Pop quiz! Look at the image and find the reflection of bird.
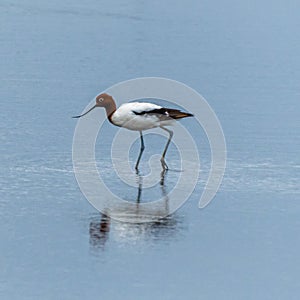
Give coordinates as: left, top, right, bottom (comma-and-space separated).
89, 213, 111, 249
89, 171, 170, 250
73, 93, 193, 170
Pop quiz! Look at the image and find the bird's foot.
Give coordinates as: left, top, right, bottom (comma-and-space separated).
160, 158, 169, 171
135, 163, 140, 173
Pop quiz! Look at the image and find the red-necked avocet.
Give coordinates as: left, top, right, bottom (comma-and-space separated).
73, 93, 193, 170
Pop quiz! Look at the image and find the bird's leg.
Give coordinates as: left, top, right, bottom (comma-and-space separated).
160, 126, 173, 170
135, 131, 145, 171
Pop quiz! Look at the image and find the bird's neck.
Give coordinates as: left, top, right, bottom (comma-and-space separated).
105, 101, 117, 123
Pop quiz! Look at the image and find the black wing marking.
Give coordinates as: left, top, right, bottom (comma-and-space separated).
133, 108, 168, 116
133, 108, 193, 120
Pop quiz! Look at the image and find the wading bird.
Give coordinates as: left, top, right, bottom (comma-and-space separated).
73, 93, 193, 170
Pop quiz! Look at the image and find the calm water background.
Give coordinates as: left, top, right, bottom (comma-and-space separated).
1, 0, 300, 299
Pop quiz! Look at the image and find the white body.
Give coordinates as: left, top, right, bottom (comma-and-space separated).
111, 102, 175, 131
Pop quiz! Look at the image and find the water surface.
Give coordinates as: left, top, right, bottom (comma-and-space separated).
1, 0, 300, 299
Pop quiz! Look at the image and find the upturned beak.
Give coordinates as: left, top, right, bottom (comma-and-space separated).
72, 104, 97, 118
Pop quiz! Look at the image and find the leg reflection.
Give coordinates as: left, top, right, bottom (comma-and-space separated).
160, 169, 169, 212
136, 171, 143, 203
135, 170, 169, 214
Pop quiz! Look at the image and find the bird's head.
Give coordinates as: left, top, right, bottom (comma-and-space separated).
95, 93, 113, 108
72, 93, 114, 118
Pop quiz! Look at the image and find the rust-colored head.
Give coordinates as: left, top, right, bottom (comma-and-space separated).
95, 93, 114, 108
72, 93, 116, 118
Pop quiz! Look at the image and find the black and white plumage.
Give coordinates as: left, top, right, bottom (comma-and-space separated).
73, 93, 193, 170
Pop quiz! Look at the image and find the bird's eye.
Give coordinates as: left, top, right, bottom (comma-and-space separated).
99, 98, 104, 102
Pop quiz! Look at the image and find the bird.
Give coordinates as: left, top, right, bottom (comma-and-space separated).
73, 93, 193, 171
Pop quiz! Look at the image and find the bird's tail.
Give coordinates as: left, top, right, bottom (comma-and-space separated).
167, 109, 194, 119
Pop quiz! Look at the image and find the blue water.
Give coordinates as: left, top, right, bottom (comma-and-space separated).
1, 0, 300, 299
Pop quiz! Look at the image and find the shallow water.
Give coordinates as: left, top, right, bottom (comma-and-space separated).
1, 0, 300, 299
